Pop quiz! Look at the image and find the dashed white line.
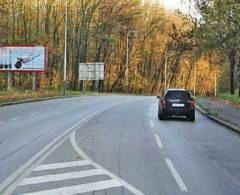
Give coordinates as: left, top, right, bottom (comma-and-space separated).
20, 169, 106, 186
151, 103, 156, 111
165, 158, 188, 192
30, 112, 39, 116
154, 134, 163, 148
148, 112, 152, 118
150, 120, 154, 128
11, 117, 22, 121
19, 179, 122, 195
34, 160, 90, 171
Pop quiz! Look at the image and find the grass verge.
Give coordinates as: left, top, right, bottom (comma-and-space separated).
0, 89, 107, 104
218, 93, 240, 105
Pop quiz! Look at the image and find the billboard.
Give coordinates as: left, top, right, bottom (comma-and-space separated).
0, 45, 48, 72
79, 62, 104, 81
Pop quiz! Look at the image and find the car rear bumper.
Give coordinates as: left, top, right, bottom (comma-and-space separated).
161, 108, 195, 116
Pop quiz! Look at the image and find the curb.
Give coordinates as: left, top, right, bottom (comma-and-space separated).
0, 95, 78, 107
196, 104, 240, 134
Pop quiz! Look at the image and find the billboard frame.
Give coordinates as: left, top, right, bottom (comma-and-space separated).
0, 44, 48, 73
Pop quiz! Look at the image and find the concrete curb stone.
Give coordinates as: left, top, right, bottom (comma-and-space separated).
196, 104, 240, 134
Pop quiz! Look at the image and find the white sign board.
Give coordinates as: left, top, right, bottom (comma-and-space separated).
79, 63, 104, 81
0, 45, 47, 72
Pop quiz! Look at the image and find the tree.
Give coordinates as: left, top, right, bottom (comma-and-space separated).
194, 0, 240, 95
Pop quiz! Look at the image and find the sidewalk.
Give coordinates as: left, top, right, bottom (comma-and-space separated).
197, 97, 240, 131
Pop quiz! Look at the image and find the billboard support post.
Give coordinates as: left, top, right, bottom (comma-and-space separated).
32, 72, 36, 91
7, 72, 11, 91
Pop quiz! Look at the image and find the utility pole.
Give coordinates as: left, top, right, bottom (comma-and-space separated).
63, 0, 68, 96
194, 64, 196, 97
164, 51, 167, 91
214, 71, 217, 97
125, 32, 129, 94
125, 31, 139, 93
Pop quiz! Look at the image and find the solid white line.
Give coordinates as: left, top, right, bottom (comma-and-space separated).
0, 100, 130, 195
20, 169, 106, 186
19, 179, 122, 195
165, 158, 188, 192
33, 160, 90, 171
70, 131, 145, 195
150, 120, 154, 128
30, 112, 39, 116
11, 117, 22, 121
154, 134, 163, 148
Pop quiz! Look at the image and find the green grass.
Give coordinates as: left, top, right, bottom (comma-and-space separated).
0, 89, 109, 104
218, 93, 240, 105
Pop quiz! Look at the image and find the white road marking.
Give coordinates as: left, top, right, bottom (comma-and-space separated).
34, 160, 90, 171
0, 100, 131, 195
151, 103, 156, 111
165, 158, 188, 192
154, 134, 163, 149
11, 117, 22, 121
148, 112, 152, 118
149, 103, 156, 119
70, 131, 145, 195
150, 120, 154, 128
19, 179, 122, 195
30, 112, 39, 116
0, 122, 3, 125
20, 169, 106, 186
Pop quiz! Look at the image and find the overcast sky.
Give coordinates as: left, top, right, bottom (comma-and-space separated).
159, 0, 186, 10
157, 0, 198, 17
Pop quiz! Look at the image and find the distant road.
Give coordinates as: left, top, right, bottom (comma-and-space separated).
0, 96, 240, 195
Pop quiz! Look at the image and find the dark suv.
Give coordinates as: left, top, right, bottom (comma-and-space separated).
158, 89, 195, 121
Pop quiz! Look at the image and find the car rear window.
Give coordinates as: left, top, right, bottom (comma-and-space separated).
166, 91, 191, 100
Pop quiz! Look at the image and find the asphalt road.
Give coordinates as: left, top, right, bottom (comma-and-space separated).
0, 96, 240, 195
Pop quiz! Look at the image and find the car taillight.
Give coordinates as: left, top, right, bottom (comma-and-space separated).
161, 99, 167, 109
188, 100, 195, 109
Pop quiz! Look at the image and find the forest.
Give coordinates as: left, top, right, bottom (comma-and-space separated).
0, 0, 238, 96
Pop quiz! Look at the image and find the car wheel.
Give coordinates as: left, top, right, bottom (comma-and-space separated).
15, 61, 22, 69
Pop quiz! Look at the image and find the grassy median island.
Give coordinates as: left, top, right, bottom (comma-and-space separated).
0, 89, 105, 104
218, 93, 240, 105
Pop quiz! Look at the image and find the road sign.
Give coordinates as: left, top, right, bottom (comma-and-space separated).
79, 62, 104, 81
0, 45, 48, 72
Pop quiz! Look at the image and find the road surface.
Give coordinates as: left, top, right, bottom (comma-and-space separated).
0, 96, 240, 195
